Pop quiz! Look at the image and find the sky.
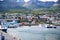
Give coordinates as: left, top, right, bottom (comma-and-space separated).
39, 0, 58, 2
24, 0, 58, 2
0, 0, 58, 2
0, 0, 4, 1
24, 0, 30, 2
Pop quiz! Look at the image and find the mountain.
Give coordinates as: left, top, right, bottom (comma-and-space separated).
0, 0, 26, 11
57, 0, 60, 4
23, 0, 55, 9
0, 0, 57, 11
53, 0, 60, 8
4, 0, 25, 6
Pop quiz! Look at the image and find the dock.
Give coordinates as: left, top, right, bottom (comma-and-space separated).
0, 30, 20, 40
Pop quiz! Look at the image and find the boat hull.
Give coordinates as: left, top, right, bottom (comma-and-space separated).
0, 29, 7, 33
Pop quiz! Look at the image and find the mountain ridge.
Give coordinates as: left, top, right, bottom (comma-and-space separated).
0, 0, 60, 11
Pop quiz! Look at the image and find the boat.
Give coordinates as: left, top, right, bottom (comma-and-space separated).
47, 24, 56, 28
0, 21, 7, 33
0, 25, 7, 33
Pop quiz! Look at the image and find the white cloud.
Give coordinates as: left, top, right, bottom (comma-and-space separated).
39, 0, 58, 2
24, 0, 58, 2
0, 0, 4, 1
24, 0, 30, 2
16, 0, 19, 2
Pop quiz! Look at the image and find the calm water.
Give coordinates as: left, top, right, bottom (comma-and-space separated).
7, 26, 60, 40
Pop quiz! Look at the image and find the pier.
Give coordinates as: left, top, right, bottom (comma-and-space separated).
0, 30, 20, 40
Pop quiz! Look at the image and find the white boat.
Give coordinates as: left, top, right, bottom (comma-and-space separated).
0, 21, 7, 32
46, 24, 56, 28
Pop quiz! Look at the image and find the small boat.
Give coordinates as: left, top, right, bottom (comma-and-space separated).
0, 21, 7, 33
0, 25, 7, 33
47, 24, 56, 28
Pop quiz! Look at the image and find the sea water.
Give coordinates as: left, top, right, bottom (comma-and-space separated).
7, 26, 60, 40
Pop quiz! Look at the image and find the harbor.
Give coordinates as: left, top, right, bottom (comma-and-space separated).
0, 14, 60, 40
0, 0, 60, 40
0, 21, 60, 40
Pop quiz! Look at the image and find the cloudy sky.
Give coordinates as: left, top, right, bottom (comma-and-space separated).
39, 0, 58, 2
0, 0, 58, 2
24, 0, 58, 2
24, 0, 30, 2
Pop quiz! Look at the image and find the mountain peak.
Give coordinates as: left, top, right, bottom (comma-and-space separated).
57, 0, 60, 4
23, 0, 55, 9
53, 0, 60, 7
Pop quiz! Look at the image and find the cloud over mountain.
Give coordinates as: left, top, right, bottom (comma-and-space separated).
0, 0, 59, 10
